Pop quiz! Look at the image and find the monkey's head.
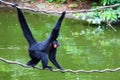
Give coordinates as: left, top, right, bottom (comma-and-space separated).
52, 40, 60, 48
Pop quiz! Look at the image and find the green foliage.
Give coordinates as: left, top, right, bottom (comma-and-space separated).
46, 0, 83, 3
101, 8, 117, 22
68, 3, 78, 8
115, 7, 120, 18
100, 0, 120, 5
30, 0, 66, 3
73, 0, 120, 29
30, 0, 34, 3
46, 0, 53, 3
74, 7, 119, 25
46, 0, 65, 3
76, 0, 84, 2
74, 12, 102, 24
101, 0, 112, 5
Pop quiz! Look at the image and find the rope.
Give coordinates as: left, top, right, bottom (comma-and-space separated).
0, 57, 120, 73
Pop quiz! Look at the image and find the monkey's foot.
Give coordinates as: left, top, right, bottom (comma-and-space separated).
43, 66, 53, 71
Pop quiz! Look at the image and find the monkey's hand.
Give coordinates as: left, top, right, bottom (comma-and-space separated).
11, 3, 18, 7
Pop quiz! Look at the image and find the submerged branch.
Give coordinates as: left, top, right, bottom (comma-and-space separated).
0, 0, 120, 14
107, 22, 117, 32
0, 57, 120, 73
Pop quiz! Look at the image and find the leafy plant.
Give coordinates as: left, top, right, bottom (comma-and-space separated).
100, 0, 120, 5
30, 0, 34, 3
100, 0, 112, 5
74, 6, 120, 32
46, 0, 65, 3
101, 9, 117, 22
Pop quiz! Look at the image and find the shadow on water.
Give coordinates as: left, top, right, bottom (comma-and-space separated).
0, 7, 120, 80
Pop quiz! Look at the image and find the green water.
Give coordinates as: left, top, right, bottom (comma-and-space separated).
0, 8, 120, 80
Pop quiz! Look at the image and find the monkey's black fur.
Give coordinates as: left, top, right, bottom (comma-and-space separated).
14, 5, 66, 70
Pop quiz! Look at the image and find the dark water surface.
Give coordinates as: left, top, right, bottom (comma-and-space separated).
0, 8, 120, 80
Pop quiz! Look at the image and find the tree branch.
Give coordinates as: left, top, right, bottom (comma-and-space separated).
0, 0, 120, 14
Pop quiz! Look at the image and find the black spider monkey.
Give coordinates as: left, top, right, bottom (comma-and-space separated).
12, 4, 66, 70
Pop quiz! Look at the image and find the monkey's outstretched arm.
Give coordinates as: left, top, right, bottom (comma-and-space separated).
16, 7, 37, 46
47, 11, 66, 43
